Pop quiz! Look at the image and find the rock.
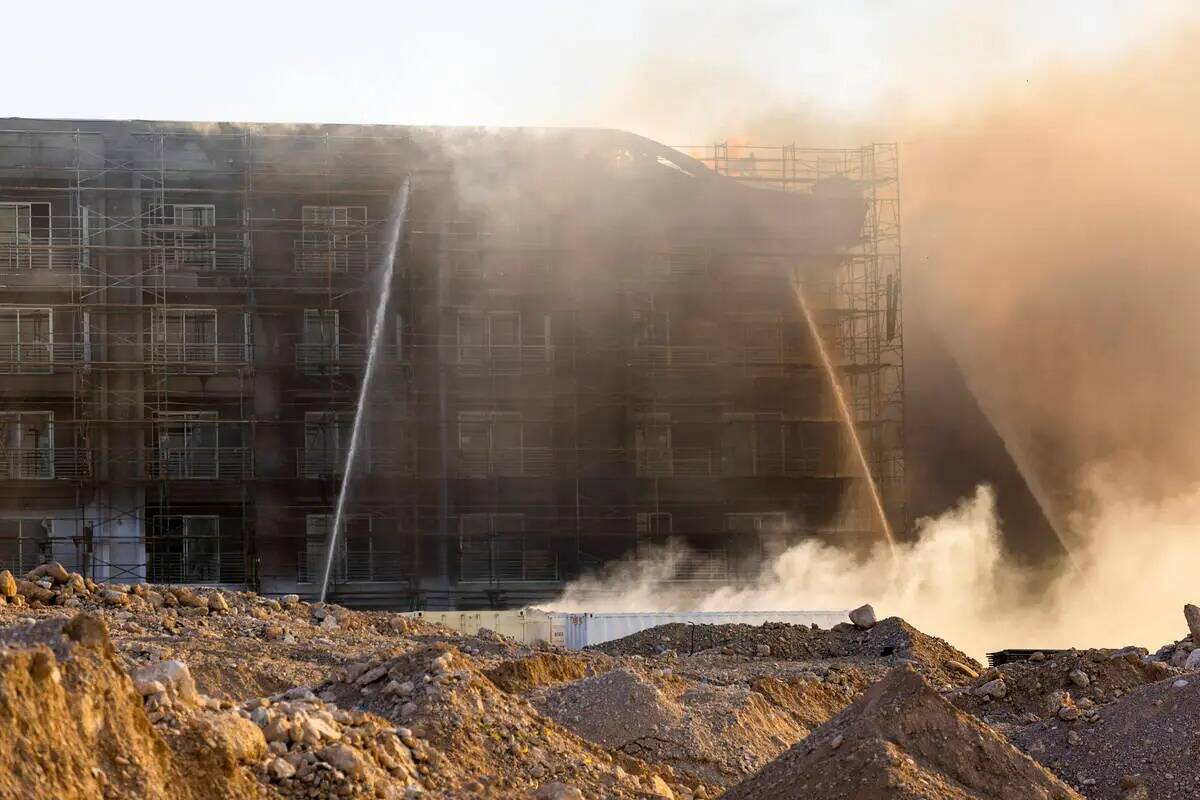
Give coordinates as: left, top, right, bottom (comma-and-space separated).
1057, 705, 1080, 721
1068, 669, 1090, 688
134, 678, 167, 696
534, 783, 585, 800
316, 743, 364, 777
320, 614, 339, 630
946, 660, 979, 680
1185, 604, 1200, 643
974, 678, 1007, 699
66, 573, 87, 593
145, 590, 164, 609
1173, 678, 1190, 688
1029, 651, 1046, 662
262, 715, 290, 743
267, 757, 296, 781
205, 712, 267, 763
1066, 729, 1081, 746
132, 660, 199, 707
649, 775, 675, 798
0, 570, 17, 599
280, 594, 300, 607
208, 591, 229, 613
756, 644, 771, 658
293, 715, 341, 745
174, 588, 209, 610
16, 580, 54, 604
357, 664, 389, 686
1185, 649, 1200, 670
46, 562, 71, 584
849, 604, 877, 630
101, 589, 129, 607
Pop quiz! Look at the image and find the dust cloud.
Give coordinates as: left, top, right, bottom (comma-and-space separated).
555, 22, 1200, 657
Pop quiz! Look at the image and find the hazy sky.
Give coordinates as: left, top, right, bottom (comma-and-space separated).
5, 1, 1192, 142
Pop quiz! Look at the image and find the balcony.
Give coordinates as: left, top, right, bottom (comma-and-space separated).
636, 447, 718, 478
458, 447, 555, 478
296, 447, 414, 479
0, 448, 91, 480
148, 342, 253, 375
0, 342, 89, 374
294, 241, 372, 274
144, 447, 253, 480
142, 232, 248, 273
456, 345, 556, 376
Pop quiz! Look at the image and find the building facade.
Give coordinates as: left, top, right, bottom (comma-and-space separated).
0, 119, 903, 607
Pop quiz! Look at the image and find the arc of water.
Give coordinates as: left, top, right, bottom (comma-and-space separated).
319, 178, 411, 603
793, 282, 897, 554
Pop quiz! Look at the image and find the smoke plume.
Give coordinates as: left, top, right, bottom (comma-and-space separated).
555, 21, 1200, 657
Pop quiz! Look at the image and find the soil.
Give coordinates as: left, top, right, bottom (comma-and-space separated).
1013, 671, 1200, 799
722, 665, 1083, 800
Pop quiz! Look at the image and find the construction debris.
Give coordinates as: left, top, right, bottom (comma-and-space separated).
1, 591, 1199, 799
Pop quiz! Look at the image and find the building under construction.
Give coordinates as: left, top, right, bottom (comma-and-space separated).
0, 119, 903, 608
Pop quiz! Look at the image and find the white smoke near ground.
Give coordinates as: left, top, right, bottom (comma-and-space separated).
554, 473, 1200, 660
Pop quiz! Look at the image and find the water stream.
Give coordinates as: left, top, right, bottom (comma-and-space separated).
319, 178, 411, 602
793, 283, 896, 553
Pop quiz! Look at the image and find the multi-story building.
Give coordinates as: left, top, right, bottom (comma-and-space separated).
0, 119, 903, 607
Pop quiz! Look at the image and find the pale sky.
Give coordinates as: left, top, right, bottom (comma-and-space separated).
4, 1, 1193, 143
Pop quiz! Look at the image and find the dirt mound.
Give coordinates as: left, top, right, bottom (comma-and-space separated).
0, 614, 260, 800
1013, 671, 1200, 799
723, 665, 1082, 800
597, 616, 980, 688
316, 644, 687, 798
485, 652, 601, 693
533, 666, 831, 792
953, 648, 1172, 726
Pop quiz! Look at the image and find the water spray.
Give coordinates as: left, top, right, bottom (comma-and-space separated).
319, 178, 411, 603
793, 282, 896, 554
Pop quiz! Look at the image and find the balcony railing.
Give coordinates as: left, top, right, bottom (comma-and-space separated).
142, 230, 248, 273
457, 345, 555, 375
0, 448, 91, 480
0, 343, 89, 374
0, 237, 81, 272
149, 342, 252, 374
294, 241, 372, 274
296, 447, 414, 479
458, 447, 555, 478
145, 447, 253, 480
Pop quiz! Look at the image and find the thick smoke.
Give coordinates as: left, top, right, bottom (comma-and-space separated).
555, 23, 1200, 656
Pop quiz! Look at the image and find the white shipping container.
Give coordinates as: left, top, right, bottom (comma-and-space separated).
399, 608, 850, 649
548, 610, 851, 650
400, 609, 554, 644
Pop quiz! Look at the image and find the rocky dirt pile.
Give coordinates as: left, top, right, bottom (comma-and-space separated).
484, 651, 608, 693
597, 615, 980, 688
1013, 662, 1200, 799
0, 614, 261, 800
723, 665, 1082, 800
951, 647, 1172, 728
530, 662, 859, 796
315, 643, 687, 798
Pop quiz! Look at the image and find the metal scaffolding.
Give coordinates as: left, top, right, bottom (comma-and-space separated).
0, 122, 904, 607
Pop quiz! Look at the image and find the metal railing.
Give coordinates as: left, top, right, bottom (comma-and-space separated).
456, 345, 555, 375
457, 447, 556, 478
142, 231, 248, 273
145, 447, 253, 480
459, 540, 560, 584
0, 342, 89, 373
297, 549, 414, 584
293, 241, 373, 274
149, 342, 252, 374
296, 447, 415, 478
0, 448, 91, 480
0, 238, 81, 272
